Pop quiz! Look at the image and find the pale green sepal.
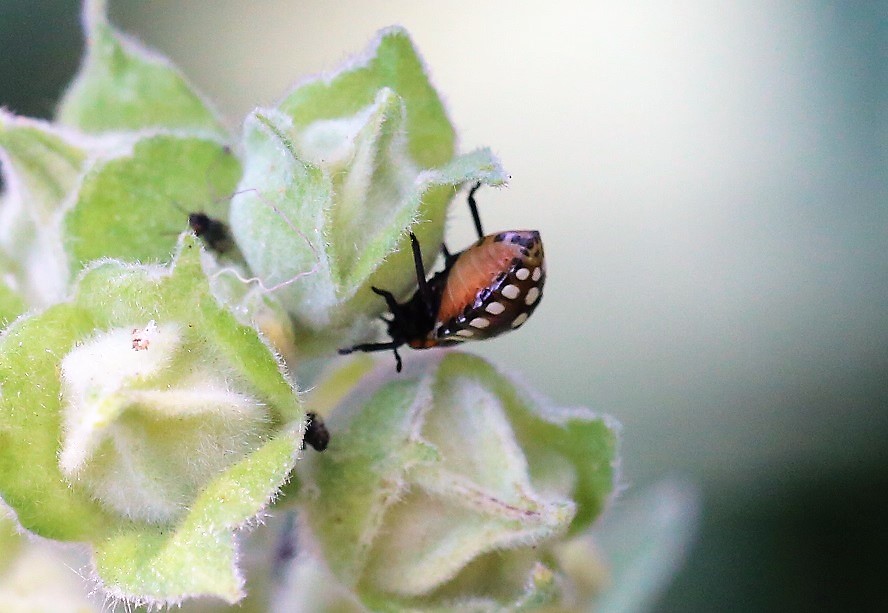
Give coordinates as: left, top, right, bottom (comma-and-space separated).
445, 354, 622, 535
93, 430, 302, 606
302, 353, 376, 420
298, 351, 615, 609
425, 561, 560, 613
276, 553, 559, 613
341, 145, 508, 319
318, 87, 418, 293
64, 134, 240, 270
279, 26, 454, 169
361, 354, 575, 599
0, 235, 304, 605
0, 111, 88, 306
0, 111, 85, 223
72, 235, 301, 426
229, 109, 336, 327
0, 302, 122, 541
512, 563, 561, 611
57, 0, 226, 136
203, 261, 301, 369
299, 375, 439, 586
230, 107, 506, 342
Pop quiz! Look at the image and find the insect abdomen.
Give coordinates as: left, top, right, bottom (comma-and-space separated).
436, 230, 545, 341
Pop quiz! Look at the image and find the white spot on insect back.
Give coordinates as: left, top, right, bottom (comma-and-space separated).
485, 301, 505, 315
532, 267, 542, 282
456, 329, 474, 337
470, 317, 490, 329
516, 268, 530, 280
525, 287, 540, 306
502, 284, 520, 300
511, 312, 529, 328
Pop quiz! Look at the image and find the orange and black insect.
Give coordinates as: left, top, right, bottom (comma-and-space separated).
339, 183, 546, 372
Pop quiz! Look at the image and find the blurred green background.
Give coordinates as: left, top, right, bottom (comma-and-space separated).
1, 1, 885, 610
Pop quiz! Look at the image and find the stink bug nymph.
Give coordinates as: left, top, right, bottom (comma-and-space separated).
339, 184, 546, 372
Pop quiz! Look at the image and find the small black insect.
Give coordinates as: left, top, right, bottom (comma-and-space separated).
187, 211, 234, 254
339, 184, 546, 372
302, 411, 330, 452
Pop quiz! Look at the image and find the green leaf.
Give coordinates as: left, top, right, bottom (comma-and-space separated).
437, 355, 621, 534
0, 303, 116, 540
228, 110, 336, 327
64, 134, 240, 269
303, 377, 439, 587
0, 111, 89, 305
279, 26, 454, 169
94, 432, 300, 604
297, 352, 618, 609
230, 108, 505, 341
0, 111, 85, 220
0, 236, 303, 605
229, 29, 508, 350
276, 554, 560, 613
57, 0, 225, 136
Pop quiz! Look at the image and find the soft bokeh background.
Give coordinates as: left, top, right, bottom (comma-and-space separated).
1, 1, 885, 610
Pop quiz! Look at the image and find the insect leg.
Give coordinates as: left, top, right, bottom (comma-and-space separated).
441, 243, 458, 268
338, 340, 400, 354
467, 182, 484, 240
371, 286, 402, 315
409, 233, 435, 318
337, 341, 403, 372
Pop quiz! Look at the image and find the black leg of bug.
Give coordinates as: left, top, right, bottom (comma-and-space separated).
467, 182, 485, 239
441, 184, 485, 265
301, 411, 330, 452
339, 233, 440, 372
409, 233, 435, 319
338, 341, 403, 372
338, 184, 511, 373
371, 286, 402, 316
441, 243, 459, 268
